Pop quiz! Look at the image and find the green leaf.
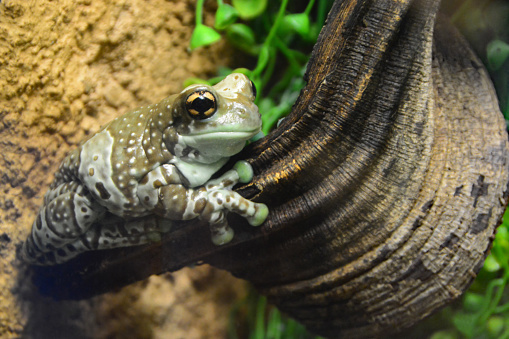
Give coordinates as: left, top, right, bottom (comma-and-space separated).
226, 24, 258, 54
452, 312, 477, 338
253, 45, 270, 76
463, 292, 485, 312
232, 0, 267, 19
487, 316, 505, 337
215, 3, 239, 30
189, 24, 222, 50
182, 77, 210, 88
487, 40, 509, 71
281, 13, 311, 38
484, 254, 502, 273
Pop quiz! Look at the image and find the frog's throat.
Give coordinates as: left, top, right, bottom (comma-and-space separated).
179, 131, 257, 160
171, 157, 229, 187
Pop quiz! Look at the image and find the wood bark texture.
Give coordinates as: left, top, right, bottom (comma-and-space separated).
27, 0, 509, 337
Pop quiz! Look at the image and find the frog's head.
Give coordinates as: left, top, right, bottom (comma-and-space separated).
169, 73, 261, 163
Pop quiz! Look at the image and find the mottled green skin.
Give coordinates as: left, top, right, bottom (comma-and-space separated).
22, 74, 268, 265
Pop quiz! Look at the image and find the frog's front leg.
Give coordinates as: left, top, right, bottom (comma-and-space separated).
22, 182, 106, 265
138, 161, 268, 245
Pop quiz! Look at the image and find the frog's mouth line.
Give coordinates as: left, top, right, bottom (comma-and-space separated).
184, 130, 259, 141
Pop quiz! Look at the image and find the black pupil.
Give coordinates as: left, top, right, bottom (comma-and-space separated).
188, 93, 215, 119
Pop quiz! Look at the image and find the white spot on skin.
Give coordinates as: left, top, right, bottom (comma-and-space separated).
78, 130, 132, 215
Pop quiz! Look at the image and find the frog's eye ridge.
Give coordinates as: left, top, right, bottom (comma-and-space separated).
185, 90, 217, 120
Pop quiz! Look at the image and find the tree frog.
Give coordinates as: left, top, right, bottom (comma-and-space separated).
22, 73, 268, 265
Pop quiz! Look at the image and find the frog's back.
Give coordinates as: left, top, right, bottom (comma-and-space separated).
78, 104, 167, 216
50, 104, 155, 189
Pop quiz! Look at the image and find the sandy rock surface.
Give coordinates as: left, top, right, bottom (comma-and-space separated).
0, 0, 247, 338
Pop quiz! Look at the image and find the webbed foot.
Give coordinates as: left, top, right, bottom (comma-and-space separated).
204, 161, 268, 245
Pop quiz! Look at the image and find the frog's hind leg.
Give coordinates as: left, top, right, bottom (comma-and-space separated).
38, 214, 174, 264
22, 182, 105, 265
83, 214, 173, 249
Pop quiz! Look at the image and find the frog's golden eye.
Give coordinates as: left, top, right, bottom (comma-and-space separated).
185, 90, 217, 120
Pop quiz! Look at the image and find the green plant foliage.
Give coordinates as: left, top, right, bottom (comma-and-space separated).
451, 210, 509, 339
215, 2, 239, 30
232, 0, 268, 20
226, 24, 258, 53
190, 24, 222, 50
280, 13, 311, 38
229, 290, 324, 339
190, 0, 222, 50
487, 40, 509, 123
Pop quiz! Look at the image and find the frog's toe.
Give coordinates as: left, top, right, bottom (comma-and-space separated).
234, 160, 254, 183
247, 203, 268, 226
211, 225, 234, 246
